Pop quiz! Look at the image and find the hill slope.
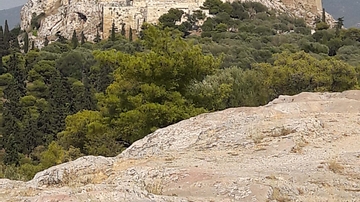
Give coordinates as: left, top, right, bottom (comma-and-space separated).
0, 6, 22, 28
0, 90, 360, 201
323, 0, 360, 27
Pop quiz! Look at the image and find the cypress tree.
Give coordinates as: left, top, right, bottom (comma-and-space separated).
121, 23, 126, 36
44, 36, 49, 46
71, 30, 78, 49
111, 21, 116, 41
322, 8, 326, 23
2, 55, 26, 164
80, 31, 86, 45
24, 32, 29, 53
31, 40, 35, 50
0, 26, 4, 72
129, 27, 133, 41
94, 30, 101, 43
3, 134, 20, 166
46, 72, 71, 140
4, 20, 10, 51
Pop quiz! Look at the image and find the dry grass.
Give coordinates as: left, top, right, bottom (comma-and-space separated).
145, 180, 163, 195
328, 160, 344, 174
290, 137, 309, 154
271, 127, 296, 137
271, 187, 291, 202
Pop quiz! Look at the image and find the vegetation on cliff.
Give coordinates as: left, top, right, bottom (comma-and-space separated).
0, 1, 360, 180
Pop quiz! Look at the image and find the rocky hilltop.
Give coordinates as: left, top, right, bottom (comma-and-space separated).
1, 90, 360, 201
20, 0, 335, 47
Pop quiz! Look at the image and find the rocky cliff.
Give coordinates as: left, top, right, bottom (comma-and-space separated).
1, 90, 360, 201
20, 0, 335, 47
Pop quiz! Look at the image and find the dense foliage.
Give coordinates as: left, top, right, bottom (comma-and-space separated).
1, 1, 360, 180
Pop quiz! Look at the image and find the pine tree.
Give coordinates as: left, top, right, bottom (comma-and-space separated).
71, 30, 79, 49
335, 17, 344, 37
80, 31, 86, 45
111, 21, 116, 41
24, 32, 29, 53
121, 23, 126, 36
129, 27, 133, 41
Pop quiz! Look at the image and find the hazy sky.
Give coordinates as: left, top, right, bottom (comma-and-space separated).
0, 0, 27, 10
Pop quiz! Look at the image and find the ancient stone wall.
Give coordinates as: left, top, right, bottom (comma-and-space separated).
101, 0, 206, 39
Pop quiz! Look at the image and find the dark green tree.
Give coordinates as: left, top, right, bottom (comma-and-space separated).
4, 20, 10, 51
71, 30, 79, 49
111, 21, 116, 41
322, 8, 326, 22
24, 32, 29, 53
121, 23, 126, 36
94, 30, 101, 43
44, 36, 49, 46
335, 17, 344, 37
31, 41, 35, 50
0, 26, 4, 72
80, 31, 86, 45
3, 134, 20, 166
129, 27, 133, 41
159, 8, 184, 28
55, 31, 66, 43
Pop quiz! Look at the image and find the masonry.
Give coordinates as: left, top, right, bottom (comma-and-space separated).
101, 0, 206, 39
100, 0, 323, 39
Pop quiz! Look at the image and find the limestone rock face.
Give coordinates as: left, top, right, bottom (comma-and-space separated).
2, 90, 360, 201
20, 0, 334, 47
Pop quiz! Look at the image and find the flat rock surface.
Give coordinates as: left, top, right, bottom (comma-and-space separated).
1, 90, 360, 201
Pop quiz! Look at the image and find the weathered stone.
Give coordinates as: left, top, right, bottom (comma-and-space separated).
2, 90, 360, 201
20, 0, 335, 47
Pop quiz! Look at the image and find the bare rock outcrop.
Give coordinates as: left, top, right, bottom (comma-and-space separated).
1, 90, 360, 201
20, 0, 335, 47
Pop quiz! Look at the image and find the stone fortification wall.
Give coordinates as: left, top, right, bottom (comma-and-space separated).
20, 0, 331, 47
102, 0, 206, 39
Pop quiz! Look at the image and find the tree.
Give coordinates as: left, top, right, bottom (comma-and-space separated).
3, 134, 20, 166
335, 17, 344, 37
93, 29, 101, 43
322, 8, 326, 23
4, 20, 10, 51
44, 36, 49, 46
121, 23, 126, 36
110, 21, 116, 41
159, 8, 184, 28
71, 30, 78, 49
256, 51, 358, 97
129, 27, 133, 41
0, 26, 4, 71
96, 25, 221, 144
80, 31, 86, 45
24, 32, 29, 53
55, 31, 66, 43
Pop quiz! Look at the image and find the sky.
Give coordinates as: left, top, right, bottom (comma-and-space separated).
0, 0, 27, 10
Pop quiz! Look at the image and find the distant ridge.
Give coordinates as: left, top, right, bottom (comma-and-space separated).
323, 0, 360, 28
0, 5, 22, 29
